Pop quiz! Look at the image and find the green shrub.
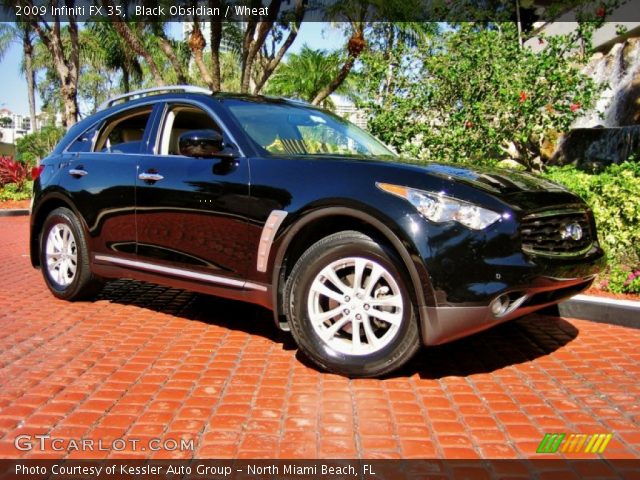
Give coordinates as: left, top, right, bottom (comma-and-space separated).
0, 180, 33, 202
15, 125, 65, 166
360, 23, 599, 171
601, 265, 640, 295
543, 162, 640, 294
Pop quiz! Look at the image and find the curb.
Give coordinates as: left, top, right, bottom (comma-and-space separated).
0, 209, 29, 217
559, 294, 640, 329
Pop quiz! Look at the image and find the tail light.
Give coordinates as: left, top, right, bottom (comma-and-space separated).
31, 165, 44, 180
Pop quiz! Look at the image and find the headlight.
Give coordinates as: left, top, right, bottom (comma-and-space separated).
377, 182, 502, 230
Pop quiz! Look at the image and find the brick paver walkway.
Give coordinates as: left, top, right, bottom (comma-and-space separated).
0, 216, 638, 460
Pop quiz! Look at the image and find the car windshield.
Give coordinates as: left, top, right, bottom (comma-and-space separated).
224, 99, 397, 159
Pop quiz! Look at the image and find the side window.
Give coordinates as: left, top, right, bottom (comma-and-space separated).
94, 107, 153, 153
159, 105, 221, 156
66, 123, 99, 153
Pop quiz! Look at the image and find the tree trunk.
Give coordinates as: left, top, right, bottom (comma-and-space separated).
122, 67, 130, 93
241, 22, 273, 92
60, 82, 79, 127
22, 28, 37, 134
312, 55, 356, 106
253, 0, 304, 94
209, 1, 222, 92
31, 19, 81, 126
157, 34, 187, 84
240, 0, 281, 93
210, 23, 222, 91
312, 28, 365, 106
240, 21, 256, 92
107, 15, 166, 86
188, 22, 214, 89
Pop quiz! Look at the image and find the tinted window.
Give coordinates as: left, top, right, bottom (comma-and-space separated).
225, 100, 395, 158
159, 105, 221, 155
66, 123, 99, 153
94, 108, 153, 153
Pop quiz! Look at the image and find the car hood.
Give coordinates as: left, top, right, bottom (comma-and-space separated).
304, 154, 566, 195
383, 158, 563, 195
301, 154, 579, 212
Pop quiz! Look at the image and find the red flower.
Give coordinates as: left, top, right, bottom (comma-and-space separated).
570, 102, 581, 112
538, 38, 545, 45
465, 121, 473, 129
519, 91, 528, 103
596, 6, 606, 17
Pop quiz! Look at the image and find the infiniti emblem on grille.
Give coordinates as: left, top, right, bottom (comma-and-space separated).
561, 222, 583, 241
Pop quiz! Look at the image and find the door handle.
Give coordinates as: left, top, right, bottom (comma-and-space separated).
138, 172, 164, 182
68, 168, 88, 177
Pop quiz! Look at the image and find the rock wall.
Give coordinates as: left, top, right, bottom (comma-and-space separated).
550, 126, 640, 170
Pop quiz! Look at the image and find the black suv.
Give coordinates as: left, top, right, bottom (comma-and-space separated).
30, 86, 605, 377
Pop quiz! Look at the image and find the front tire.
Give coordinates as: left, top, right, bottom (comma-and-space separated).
39, 207, 103, 300
285, 231, 420, 377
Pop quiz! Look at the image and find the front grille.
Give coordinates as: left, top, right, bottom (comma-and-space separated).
520, 209, 593, 257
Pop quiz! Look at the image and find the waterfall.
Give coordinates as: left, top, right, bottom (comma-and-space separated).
573, 38, 640, 128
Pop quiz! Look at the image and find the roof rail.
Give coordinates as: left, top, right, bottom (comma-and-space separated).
98, 85, 213, 111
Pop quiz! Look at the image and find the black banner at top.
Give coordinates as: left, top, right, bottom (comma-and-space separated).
3, 0, 640, 23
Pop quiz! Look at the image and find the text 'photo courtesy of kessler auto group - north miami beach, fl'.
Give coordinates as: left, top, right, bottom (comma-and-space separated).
0, 0, 640, 478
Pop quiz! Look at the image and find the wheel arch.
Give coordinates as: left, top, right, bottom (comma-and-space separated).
30, 193, 85, 268
270, 206, 434, 333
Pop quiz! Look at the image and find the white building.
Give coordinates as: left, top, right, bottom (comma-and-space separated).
331, 95, 368, 129
0, 109, 33, 145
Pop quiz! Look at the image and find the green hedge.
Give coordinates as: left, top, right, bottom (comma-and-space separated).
0, 180, 33, 202
542, 162, 640, 294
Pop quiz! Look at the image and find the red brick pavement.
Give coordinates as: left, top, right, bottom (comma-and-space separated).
0, 216, 639, 460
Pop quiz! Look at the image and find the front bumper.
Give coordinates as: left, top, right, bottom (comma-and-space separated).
403, 201, 606, 346
419, 273, 597, 345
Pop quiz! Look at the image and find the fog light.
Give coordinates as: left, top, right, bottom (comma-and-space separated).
490, 294, 510, 317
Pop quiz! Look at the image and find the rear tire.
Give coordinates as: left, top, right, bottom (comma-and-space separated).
39, 207, 104, 300
285, 231, 420, 377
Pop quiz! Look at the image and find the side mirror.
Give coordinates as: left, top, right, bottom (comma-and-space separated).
179, 129, 232, 159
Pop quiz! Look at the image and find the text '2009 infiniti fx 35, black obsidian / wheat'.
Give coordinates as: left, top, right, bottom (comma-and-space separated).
30, 86, 605, 377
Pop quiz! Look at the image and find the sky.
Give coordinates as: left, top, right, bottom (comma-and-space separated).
0, 22, 346, 116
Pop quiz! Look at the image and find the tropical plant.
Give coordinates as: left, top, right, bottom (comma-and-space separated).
86, 23, 144, 94
0, 22, 37, 133
311, 2, 427, 105
15, 125, 65, 166
190, 49, 243, 93
360, 23, 599, 171
0, 156, 29, 187
265, 46, 355, 107
105, 1, 306, 94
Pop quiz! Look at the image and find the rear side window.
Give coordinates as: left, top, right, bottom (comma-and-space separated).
66, 123, 99, 153
94, 107, 153, 153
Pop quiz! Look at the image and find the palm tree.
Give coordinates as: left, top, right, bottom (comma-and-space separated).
0, 23, 37, 133
311, 1, 428, 105
86, 23, 143, 94
266, 45, 356, 108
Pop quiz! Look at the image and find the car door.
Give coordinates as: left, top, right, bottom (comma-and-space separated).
134, 100, 251, 282
57, 105, 157, 260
